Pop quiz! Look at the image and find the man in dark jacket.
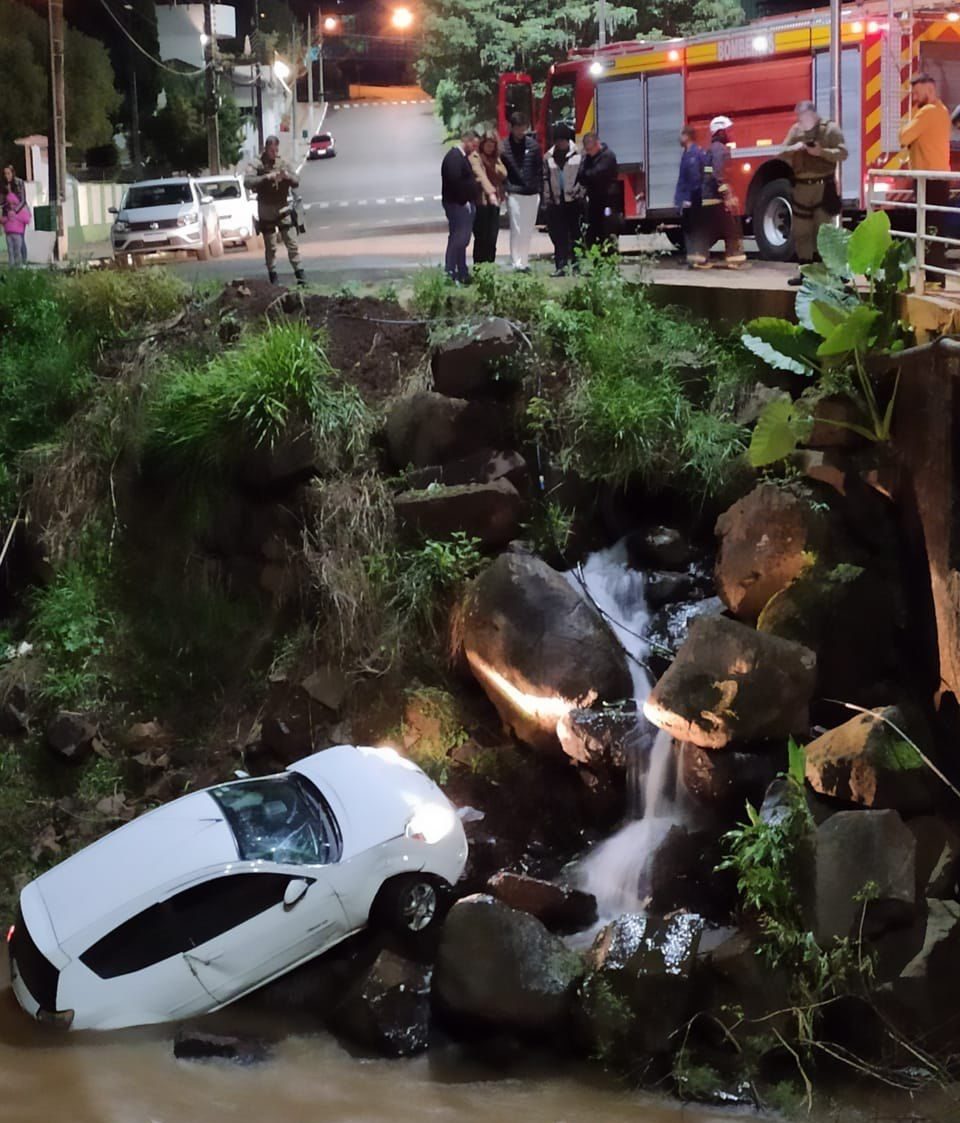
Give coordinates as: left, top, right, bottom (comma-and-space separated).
673, 126, 705, 257
500, 112, 543, 271
577, 133, 619, 252
244, 135, 305, 285
441, 129, 479, 284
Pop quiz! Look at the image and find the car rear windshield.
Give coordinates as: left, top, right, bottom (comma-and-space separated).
124, 183, 193, 208
201, 180, 241, 200
9, 905, 59, 1011
312, 134, 331, 143
210, 774, 341, 865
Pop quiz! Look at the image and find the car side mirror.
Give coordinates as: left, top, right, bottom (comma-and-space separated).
200, 194, 214, 205
108, 206, 118, 215
283, 878, 310, 910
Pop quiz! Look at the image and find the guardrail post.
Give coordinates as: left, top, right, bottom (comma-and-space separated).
916, 175, 927, 295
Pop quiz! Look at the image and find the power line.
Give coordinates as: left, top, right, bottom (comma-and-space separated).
96, 0, 210, 76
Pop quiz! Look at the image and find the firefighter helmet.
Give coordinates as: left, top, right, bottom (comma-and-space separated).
710, 115, 733, 135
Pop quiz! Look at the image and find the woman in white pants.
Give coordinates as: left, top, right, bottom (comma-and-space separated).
500, 112, 543, 271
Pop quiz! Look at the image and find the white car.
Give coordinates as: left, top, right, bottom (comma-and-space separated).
195, 174, 260, 250
110, 177, 223, 264
8, 745, 467, 1031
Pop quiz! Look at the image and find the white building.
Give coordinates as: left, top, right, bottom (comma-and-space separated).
155, 3, 236, 69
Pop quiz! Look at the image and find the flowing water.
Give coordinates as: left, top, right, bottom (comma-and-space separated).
564, 541, 688, 918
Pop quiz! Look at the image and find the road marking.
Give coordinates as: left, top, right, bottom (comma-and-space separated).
376, 198, 387, 204
414, 196, 424, 202
339, 200, 349, 207
432, 194, 441, 201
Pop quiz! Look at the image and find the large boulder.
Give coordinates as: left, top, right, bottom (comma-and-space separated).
714, 483, 833, 621
578, 913, 704, 1057
812, 809, 917, 944
334, 949, 432, 1057
908, 816, 960, 899
643, 615, 817, 750
45, 711, 98, 763
486, 871, 598, 934
461, 554, 633, 752
384, 391, 506, 469
394, 479, 523, 549
556, 705, 651, 772
885, 900, 960, 1034
435, 894, 585, 1031
757, 563, 899, 700
678, 740, 780, 811
431, 317, 519, 398
402, 449, 527, 492
804, 707, 936, 815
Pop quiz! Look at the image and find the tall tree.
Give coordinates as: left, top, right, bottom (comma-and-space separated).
141, 70, 244, 175
417, 0, 744, 134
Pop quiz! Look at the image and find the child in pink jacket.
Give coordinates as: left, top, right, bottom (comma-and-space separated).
1, 189, 31, 266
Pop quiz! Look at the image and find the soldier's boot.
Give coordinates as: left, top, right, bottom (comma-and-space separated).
295, 268, 307, 286
268, 268, 279, 284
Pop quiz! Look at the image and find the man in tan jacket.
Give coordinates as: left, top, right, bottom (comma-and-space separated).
244, 135, 305, 286
782, 101, 847, 284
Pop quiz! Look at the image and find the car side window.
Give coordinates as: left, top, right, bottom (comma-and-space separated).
80, 873, 295, 979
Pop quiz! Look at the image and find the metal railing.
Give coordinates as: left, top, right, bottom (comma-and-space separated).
867, 168, 960, 295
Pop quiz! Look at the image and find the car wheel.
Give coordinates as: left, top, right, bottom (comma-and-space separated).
374, 875, 441, 937
752, 177, 795, 261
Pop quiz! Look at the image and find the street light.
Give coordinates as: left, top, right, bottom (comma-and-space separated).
274, 56, 291, 82
391, 6, 414, 30
323, 15, 338, 32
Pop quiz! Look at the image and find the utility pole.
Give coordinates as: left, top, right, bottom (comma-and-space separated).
291, 16, 298, 159
253, 3, 264, 149
47, 0, 67, 261
306, 8, 313, 111
598, 0, 607, 48
126, 6, 142, 175
203, 1, 221, 173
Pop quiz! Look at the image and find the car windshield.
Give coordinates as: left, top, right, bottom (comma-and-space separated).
210, 775, 340, 865
201, 180, 241, 200
313, 134, 331, 143
124, 183, 193, 208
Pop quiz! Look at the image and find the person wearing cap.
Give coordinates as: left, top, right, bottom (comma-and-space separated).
687, 116, 746, 269
901, 74, 952, 285
576, 132, 620, 253
244, 135, 306, 286
542, 123, 584, 274
782, 101, 848, 285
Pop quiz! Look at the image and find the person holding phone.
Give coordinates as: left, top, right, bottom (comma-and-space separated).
782, 101, 848, 285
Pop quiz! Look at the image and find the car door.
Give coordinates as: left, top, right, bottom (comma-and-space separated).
173, 870, 349, 1005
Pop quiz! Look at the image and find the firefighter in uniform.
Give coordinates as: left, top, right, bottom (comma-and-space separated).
244, 135, 306, 286
782, 101, 848, 285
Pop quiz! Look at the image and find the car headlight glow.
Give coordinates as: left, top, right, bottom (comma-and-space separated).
177, 211, 199, 227
406, 803, 456, 844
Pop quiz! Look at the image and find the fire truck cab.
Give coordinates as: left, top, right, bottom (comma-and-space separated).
498, 3, 960, 260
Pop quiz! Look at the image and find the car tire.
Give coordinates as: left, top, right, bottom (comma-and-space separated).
373, 875, 442, 939
752, 177, 795, 261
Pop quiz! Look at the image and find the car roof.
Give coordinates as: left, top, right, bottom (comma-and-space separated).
196, 174, 239, 182
33, 790, 239, 945
127, 178, 194, 188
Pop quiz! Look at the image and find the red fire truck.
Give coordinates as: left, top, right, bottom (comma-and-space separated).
498, 3, 960, 259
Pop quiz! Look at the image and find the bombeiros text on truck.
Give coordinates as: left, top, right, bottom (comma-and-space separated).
498, 1, 960, 259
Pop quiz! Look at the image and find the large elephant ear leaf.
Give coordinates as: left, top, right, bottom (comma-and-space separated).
817, 223, 851, 276
808, 299, 847, 339
742, 318, 819, 374
848, 210, 892, 276
816, 305, 881, 358
795, 274, 857, 331
748, 396, 809, 467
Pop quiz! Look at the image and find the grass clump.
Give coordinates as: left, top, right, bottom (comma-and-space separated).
57, 268, 189, 343
145, 321, 372, 477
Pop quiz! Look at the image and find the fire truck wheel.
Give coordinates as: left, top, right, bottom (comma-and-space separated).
752, 178, 795, 262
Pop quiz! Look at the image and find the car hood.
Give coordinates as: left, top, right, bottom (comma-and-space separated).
32, 792, 238, 945
289, 745, 447, 860
118, 204, 196, 223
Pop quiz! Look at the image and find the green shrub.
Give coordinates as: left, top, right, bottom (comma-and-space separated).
57, 268, 189, 343
411, 267, 469, 318
145, 322, 371, 477
471, 263, 548, 322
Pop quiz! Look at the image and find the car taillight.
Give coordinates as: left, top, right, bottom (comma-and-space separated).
5, 924, 13, 943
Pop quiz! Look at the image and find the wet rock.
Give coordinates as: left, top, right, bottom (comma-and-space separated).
813, 809, 917, 944
880, 900, 960, 1042
173, 1030, 271, 1065
804, 707, 936, 814
435, 894, 585, 1031
578, 913, 704, 1057
45, 711, 98, 763
908, 816, 960, 899
714, 482, 833, 621
395, 479, 523, 549
699, 926, 792, 1030
431, 317, 519, 398
300, 665, 349, 712
643, 570, 699, 609
678, 741, 779, 810
334, 949, 432, 1057
626, 526, 694, 572
486, 871, 598, 934
556, 705, 649, 772
239, 427, 318, 490
402, 449, 527, 492
645, 824, 711, 912
647, 596, 724, 660
757, 563, 899, 700
644, 615, 817, 750
385, 391, 506, 469
461, 554, 632, 752
807, 393, 870, 449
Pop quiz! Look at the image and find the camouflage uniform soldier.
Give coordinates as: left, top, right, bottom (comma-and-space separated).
783, 101, 848, 285
244, 135, 306, 285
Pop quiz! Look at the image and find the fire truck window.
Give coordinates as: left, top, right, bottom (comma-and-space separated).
506, 83, 533, 126
920, 43, 960, 119
547, 82, 576, 142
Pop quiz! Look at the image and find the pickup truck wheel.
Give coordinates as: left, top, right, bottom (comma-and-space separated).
752, 177, 795, 261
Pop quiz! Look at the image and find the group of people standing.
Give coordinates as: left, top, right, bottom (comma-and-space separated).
440, 112, 620, 284
0, 165, 31, 267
